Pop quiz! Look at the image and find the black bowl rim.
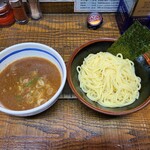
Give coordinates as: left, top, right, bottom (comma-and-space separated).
67, 38, 150, 116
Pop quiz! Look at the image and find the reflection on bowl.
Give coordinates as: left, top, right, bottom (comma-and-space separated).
67, 38, 150, 115
0, 42, 67, 116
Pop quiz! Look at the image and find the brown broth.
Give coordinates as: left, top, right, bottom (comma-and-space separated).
0, 57, 61, 110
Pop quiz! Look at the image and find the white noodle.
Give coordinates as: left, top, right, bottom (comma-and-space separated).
77, 52, 141, 108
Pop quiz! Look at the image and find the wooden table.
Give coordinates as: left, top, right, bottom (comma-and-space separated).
0, 13, 150, 150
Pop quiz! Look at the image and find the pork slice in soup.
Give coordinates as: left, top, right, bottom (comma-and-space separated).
0, 57, 61, 110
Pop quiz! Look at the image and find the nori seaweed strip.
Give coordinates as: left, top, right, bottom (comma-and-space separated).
107, 21, 150, 61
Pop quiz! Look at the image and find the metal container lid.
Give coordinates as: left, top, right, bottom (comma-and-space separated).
0, 1, 8, 12
9, 0, 22, 8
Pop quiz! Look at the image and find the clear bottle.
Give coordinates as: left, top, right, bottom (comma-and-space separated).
27, 0, 42, 20
9, 0, 28, 24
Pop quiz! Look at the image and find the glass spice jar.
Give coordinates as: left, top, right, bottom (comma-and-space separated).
0, 0, 15, 27
9, 0, 28, 24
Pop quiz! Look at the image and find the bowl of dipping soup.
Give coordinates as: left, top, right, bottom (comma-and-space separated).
0, 42, 66, 116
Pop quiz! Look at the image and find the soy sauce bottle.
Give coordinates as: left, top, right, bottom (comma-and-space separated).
9, 0, 28, 24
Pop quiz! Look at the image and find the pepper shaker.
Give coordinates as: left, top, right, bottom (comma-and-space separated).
9, 0, 28, 24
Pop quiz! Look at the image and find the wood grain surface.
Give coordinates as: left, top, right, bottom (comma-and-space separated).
0, 100, 150, 150
0, 13, 150, 150
0, 14, 119, 62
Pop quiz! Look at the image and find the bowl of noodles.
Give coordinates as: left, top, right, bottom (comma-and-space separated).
67, 38, 150, 115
